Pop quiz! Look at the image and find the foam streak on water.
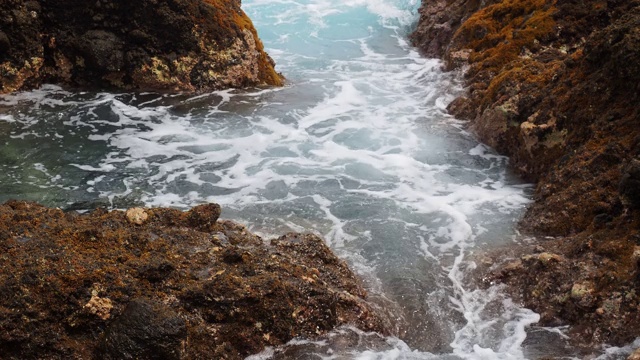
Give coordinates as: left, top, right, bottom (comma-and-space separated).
3, 0, 637, 359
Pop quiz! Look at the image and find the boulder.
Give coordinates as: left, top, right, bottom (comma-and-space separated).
0, 0, 284, 94
0, 200, 385, 359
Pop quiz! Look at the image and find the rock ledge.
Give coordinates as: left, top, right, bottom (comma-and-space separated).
0, 200, 384, 359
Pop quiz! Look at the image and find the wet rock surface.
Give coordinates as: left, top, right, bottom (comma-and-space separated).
0, 200, 385, 359
410, 0, 500, 59
0, 0, 283, 94
413, 0, 640, 348
99, 299, 187, 360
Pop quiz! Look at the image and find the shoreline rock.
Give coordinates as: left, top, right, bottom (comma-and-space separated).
413, 0, 640, 348
0, 200, 385, 359
0, 0, 284, 94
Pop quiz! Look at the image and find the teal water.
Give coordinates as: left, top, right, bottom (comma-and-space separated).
1, 0, 638, 359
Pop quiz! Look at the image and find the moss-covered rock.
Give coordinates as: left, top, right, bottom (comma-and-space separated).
413, 0, 640, 348
410, 0, 502, 59
0, 0, 284, 94
0, 201, 385, 359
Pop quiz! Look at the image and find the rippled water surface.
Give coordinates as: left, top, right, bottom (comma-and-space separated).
1, 0, 638, 359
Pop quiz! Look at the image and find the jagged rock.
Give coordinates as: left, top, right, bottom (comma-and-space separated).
410, 0, 500, 59
570, 282, 595, 307
522, 252, 564, 266
186, 203, 221, 231
413, 0, 640, 347
0, 0, 284, 94
585, 6, 640, 92
0, 200, 385, 359
84, 294, 114, 321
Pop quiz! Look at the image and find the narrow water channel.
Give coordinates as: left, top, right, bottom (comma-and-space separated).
2, 0, 637, 359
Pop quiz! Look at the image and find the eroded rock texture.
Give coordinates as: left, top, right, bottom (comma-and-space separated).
0, 0, 284, 93
0, 201, 384, 359
410, 0, 500, 59
413, 0, 640, 347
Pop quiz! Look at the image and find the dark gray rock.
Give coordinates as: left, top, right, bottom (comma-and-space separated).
409, 0, 500, 59
620, 159, 640, 209
99, 299, 187, 360
0, 0, 283, 93
78, 30, 125, 72
0, 31, 10, 54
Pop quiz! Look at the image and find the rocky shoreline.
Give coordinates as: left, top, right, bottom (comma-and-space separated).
2, 0, 640, 357
413, 0, 640, 349
0, 0, 283, 94
0, 201, 385, 359
0, 2, 390, 359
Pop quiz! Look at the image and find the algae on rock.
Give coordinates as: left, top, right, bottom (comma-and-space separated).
0, 201, 385, 359
412, 0, 640, 348
0, 0, 284, 94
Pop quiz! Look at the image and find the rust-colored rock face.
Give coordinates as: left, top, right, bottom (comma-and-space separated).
0, 0, 284, 94
413, 0, 640, 348
0, 201, 385, 359
409, 0, 501, 59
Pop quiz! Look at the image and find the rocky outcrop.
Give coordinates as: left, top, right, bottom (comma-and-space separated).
410, 0, 500, 59
0, 201, 385, 359
413, 0, 640, 347
0, 0, 284, 94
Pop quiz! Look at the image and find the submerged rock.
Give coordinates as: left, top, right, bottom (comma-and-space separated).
0, 201, 385, 359
0, 0, 284, 94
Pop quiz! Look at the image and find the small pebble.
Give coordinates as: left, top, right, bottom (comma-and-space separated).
126, 208, 148, 225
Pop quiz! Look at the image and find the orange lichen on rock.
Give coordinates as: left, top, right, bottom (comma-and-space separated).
204, 0, 284, 86
0, 0, 283, 94
449, 0, 556, 76
481, 56, 561, 109
441, 0, 562, 172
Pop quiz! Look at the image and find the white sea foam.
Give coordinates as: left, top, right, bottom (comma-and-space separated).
595, 338, 640, 360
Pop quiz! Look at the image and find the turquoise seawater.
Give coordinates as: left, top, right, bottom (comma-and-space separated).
1, 0, 638, 358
